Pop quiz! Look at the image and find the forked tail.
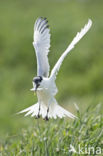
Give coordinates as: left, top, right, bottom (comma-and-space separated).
18, 102, 77, 119
48, 102, 77, 119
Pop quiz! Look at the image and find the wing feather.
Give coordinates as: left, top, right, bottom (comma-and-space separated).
33, 17, 51, 77
50, 19, 92, 80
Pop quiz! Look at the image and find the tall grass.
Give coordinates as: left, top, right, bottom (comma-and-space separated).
1, 104, 103, 155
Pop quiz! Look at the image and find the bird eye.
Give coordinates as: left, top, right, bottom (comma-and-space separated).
33, 76, 42, 84
34, 79, 39, 84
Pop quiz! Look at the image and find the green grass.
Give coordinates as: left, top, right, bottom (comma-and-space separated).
0, 0, 103, 155
1, 104, 103, 155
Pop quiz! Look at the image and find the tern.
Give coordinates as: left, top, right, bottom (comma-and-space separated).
18, 17, 92, 120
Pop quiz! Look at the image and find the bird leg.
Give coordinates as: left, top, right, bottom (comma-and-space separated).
44, 107, 49, 121
44, 98, 52, 121
35, 104, 41, 119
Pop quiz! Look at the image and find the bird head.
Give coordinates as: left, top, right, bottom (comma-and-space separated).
31, 76, 43, 92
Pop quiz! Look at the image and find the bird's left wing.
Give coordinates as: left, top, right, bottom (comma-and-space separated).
33, 17, 51, 77
50, 19, 92, 80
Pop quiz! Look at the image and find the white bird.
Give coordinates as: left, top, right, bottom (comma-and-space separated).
18, 17, 92, 120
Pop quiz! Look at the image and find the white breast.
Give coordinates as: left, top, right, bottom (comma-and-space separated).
37, 77, 57, 106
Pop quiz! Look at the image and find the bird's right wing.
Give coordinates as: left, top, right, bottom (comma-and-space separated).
33, 17, 51, 77
50, 19, 92, 80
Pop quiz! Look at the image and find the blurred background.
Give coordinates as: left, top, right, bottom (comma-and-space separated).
0, 0, 103, 139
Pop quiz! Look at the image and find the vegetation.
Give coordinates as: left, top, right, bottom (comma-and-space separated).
0, 0, 103, 155
1, 104, 103, 155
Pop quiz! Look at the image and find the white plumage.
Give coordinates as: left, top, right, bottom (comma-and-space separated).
18, 17, 92, 120
50, 19, 92, 79
33, 17, 50, 77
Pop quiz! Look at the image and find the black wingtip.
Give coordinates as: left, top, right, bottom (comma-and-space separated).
35, 17, 50, 34
41, 25, 49, 34
44, 17, 47, 20
38, 17, 47, 20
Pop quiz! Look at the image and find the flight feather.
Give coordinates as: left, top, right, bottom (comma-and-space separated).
50, 19, 92, 80
33, 17, 51, 77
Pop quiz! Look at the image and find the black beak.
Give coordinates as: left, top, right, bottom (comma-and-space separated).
34, 84, 40, 92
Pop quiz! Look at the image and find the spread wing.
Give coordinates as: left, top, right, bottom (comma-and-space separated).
50, 19, 92, 80
33, 17, 51, 77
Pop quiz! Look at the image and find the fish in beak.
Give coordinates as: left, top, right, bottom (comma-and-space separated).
30, 85, 43, 92
30, 84, 38, 92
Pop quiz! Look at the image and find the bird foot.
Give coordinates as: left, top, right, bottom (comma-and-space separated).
44, 116, 49, 121
35, 114, 40, 119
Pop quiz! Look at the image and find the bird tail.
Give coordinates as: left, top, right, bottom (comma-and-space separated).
17, 103, 39, 117
48, 102, 77, 119
17, 101, 77, 119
